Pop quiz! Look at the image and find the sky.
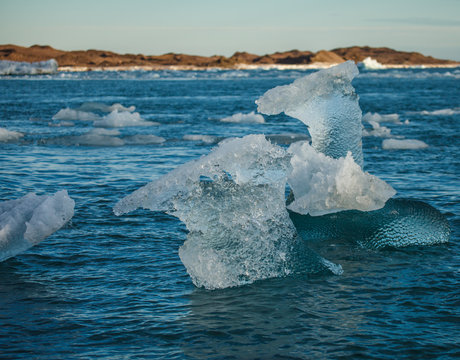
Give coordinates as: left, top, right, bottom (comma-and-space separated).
1, 0, 459, 60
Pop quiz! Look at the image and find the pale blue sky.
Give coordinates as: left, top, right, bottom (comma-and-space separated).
1, 0, 459, 60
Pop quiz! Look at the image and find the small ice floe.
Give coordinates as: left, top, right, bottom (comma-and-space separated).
362, 121, 392, 137
183, 134, 220, 144
419, 107, 460, 116
362, 112, 401, 124
0, 59, 58, 75
53, 108, 101, 122
0, 190, 75, 262
124, 134, 165, 145
77, 102, 135, 113
0, 127, 24, 142
94, 110, 159, 127
382, 138, 429, 150
220, 111, 265, 124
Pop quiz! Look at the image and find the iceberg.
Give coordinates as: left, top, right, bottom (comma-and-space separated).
361, 57, 386, 70
114, 62, 450, 290
114, 135, 341, 289
287, 142, 396, 216
0, 190, 74, 262
0, 59, 58, 75
256, 61, 364, 167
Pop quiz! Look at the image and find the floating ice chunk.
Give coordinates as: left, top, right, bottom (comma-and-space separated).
361, 57, 386, 70
290, 198, 450, 249
115, 135, 340, 289
94, 110, 159, 127
362, 120, 392, 137
77, 102, 136, 113
363, 112, 401, 124
0, 127, 24, 142
220, 111, 265, 124
256, 61, 364, 167
53, 108, 101, 122
124, 134, 165, 145
382, 139, 428, 150
47, 128, 124, 147
0, 59, 58, 75
0, 190, 74, 262
183, 134, 220, 144
287, 142, 396, 216
419, 107, 460, 116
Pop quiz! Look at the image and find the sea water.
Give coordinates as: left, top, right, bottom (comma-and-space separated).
0, 67, 459, 358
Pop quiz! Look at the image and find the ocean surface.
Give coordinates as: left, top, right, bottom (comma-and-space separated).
0, 67, 459, 359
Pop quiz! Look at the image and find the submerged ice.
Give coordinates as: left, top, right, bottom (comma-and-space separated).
0, 191, 74, 262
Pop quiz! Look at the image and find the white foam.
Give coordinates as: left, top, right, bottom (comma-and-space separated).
287, 142, 396, 216
94, 110, 159, 127
256, 61, 364, 167
0, 59, 58, 75
52, 108, 101, 122
362, 112, 401, 124
0, 190, 74, 262
382, 139, 429, 150
220, 111, 265, 124
362, 57, 386, 70
0, 127, 24, 142
183, 134, 219, 144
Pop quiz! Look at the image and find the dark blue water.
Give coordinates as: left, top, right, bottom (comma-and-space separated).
0, 68, 459, 359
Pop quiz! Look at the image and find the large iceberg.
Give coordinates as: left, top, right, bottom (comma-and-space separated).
114, 62, 450, 290
0, 59, 58, 75
0, 190, 74, 262
256, 60, 364, 167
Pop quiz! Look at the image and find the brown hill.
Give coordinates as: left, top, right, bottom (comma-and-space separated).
0, 44, 457, 69
331, 46, 456, 65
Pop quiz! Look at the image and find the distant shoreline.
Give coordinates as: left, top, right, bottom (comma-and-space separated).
56, 63, 460, 72
1, 44, 459, 71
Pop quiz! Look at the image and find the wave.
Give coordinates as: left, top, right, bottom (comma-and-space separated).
0, 191, 74, 262
0, 59, 58, 75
